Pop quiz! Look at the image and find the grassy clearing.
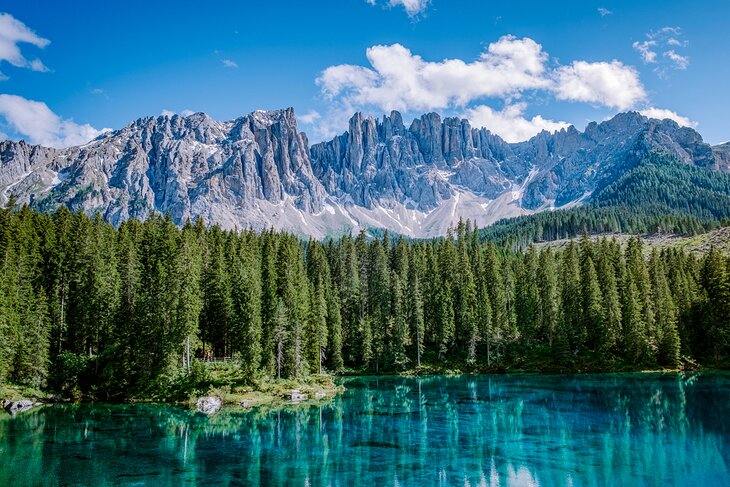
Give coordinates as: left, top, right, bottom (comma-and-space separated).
0, 383, 51, 403
537, 226, 730, 255
183, 361, 344, 411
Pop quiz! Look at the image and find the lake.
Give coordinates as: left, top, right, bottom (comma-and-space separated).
1, 373, 729, 486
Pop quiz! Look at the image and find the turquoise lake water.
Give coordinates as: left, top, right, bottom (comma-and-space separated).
1, 373, 729, 486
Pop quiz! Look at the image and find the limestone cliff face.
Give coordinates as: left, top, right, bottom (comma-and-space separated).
311, 111, 717, 212
0, 108, 722, 237
0, 108, 325, 228
712, 142, 730, 172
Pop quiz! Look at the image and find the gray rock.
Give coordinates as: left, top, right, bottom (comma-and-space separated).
2, 399, 37, 416
290, 390, 307, 402
195, 396, 222, 415
712, 142, 730, 172
0, 108, 722, 238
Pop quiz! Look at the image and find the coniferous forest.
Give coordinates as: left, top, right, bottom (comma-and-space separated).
1, 203, 729, 400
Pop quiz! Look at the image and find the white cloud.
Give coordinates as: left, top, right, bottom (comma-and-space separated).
0, 94, 108, 148
663, 50, 689, 70
640, 107, 697, 128
318, 36, 550, 113
632, 40, 657, 64
0, 13, 50, 79
161, 108, 196, 117
367, 0, 431, 17
667, 37, 686, 47
222, 59, 238, 68
464, 103, 570, 143
634, 26, 689, 74
297, 110, 321, 124
316, 36, 652, 138
553, 60, 646, 110
598, 7, 612, 16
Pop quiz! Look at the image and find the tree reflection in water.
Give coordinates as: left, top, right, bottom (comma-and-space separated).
1, 373, 729, 486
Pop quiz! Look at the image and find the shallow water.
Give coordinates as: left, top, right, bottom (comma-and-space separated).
1, 373, 729, 486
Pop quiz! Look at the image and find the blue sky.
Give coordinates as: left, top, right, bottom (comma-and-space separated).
1, 0, 728, 146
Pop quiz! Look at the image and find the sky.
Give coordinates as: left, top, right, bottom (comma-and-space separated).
0, 0, 728, 147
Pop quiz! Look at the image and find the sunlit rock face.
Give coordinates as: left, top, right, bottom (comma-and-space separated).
0, 109, 720, 238
713, 142, 730, 172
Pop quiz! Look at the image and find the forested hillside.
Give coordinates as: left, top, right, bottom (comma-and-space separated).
481, 158, 730, 247
1, 204, 729, 400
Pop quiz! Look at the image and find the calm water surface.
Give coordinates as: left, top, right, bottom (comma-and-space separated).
1, 373, 729, 486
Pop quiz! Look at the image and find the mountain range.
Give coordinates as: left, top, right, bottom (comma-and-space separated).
0, 108, 726, 238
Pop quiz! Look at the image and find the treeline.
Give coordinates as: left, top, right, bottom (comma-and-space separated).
482, 158, 730, 247
1, 205, 729, 399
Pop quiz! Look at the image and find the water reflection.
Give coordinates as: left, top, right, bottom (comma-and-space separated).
1, 373, 729, 486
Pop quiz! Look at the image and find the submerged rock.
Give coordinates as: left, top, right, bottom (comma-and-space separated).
2, 399, 37, 416
195, 396, 222, 415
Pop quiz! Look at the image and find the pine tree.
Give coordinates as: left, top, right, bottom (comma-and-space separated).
436, 236, 456, 360
484, 243, 508, 364
367, 238, 390, 370
231, 231, 262, 379
699, 247, 730, 361
306, 241, 329, 374
201, 227, 234, 358
407, 248, 425, 368
456, 236, 478, 364
390, 270, 409, 369
260, 232, 279, 376
560, 242, 583, 353
627, 237, 656, 359
581, 255, 605, 354
596, 246, 621, 356
537, 248, 559, 347
273, 302, 288, 379
327, 281, 344, 371
516, 246, 539, 347
650, 250, 680, 367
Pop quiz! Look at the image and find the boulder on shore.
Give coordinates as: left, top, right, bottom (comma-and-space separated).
291, 390, 307, 402
195, 396, 222, 415
2, 399, 37, 416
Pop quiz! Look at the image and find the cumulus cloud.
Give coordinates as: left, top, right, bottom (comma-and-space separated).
0, 13, 50, 79
367, 0, 431, 17
633, 26, 689, 74
0, 94, 108, 148
222, 59, 238, 68
315, 36, 652, 138
320, 37, 646, 115
639, 107, 697, 128
464, 103, 570, 143
553, 60, 646, 110
319, 36, 550, 113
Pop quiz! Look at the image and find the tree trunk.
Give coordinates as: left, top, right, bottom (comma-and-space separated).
186, 336, 191, 374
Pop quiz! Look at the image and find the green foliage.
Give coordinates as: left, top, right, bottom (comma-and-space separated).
480, 158, 730, 248
2, 205, 730, 401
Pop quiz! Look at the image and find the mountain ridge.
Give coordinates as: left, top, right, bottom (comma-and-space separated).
0, 108, 725, 238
